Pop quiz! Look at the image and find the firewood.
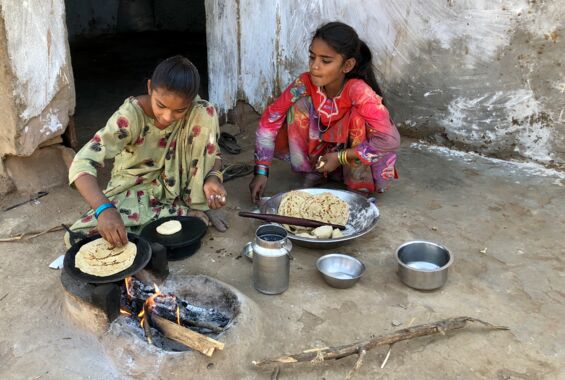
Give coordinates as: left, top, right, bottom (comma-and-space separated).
253, 317, 509, 369
151, 313, 225, 357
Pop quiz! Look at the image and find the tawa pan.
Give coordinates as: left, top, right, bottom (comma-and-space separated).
63, 233, 152, 284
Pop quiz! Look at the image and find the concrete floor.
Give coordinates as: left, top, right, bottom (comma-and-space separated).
1, 124, 564, 378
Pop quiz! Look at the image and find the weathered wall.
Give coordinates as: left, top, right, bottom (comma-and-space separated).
206, 0, 565, 166
0, 0, 75, 157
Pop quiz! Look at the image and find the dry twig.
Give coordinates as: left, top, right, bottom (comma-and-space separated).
0, 225, 66, 242
253, 317, 509, 368
345, 349, 367, 380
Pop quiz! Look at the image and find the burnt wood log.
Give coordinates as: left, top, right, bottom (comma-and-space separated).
141, 303, 153, 344
125, 277, 227, 333
151, 295, 225, 334
151, 313, 224, 357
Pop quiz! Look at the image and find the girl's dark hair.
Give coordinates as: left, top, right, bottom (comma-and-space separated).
150, 55, 200, 100
313, 22, 384, 99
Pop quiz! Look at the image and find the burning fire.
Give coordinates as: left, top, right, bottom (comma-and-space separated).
137, 283, 162, 342
124, 276, 133, 298
122, 278, 190, 345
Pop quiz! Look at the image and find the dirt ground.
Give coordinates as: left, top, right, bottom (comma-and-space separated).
1, 38, 565, 377
1, 111, 565, 379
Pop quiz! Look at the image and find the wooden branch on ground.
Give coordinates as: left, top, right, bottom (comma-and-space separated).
151, 313, 225, 357
253, 317, 509, 367
0, 224, 66, 242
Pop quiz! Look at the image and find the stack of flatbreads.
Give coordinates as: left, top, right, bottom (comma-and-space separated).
278, 191, 349, 238
75, 238, 137, 276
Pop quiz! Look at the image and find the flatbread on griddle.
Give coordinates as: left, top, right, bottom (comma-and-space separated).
75, 238, 137, 276
156, 219, 182, 235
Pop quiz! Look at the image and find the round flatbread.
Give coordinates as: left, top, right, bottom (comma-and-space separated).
278, 191, 350, 238
156, 219, 182, 235
75, 238, 137, 277
301, 192, 349, 226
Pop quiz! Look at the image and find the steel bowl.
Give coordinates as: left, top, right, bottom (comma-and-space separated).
316, 253, 365, 288
242, 241, 254, 261
260, 188, 380, 249
395, 241, 453, 290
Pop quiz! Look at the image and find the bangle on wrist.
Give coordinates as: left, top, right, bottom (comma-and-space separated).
254, 164, 269, 177
94, 202, 116, 219
206, 170, 224, 183
337, 150, 348, 166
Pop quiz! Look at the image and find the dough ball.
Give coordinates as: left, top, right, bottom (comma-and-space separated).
312, 225, 333, 239
332, 228, 344, 238
296, 232, 315, 238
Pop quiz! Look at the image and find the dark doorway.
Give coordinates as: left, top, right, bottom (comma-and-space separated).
65, 0, 207, 147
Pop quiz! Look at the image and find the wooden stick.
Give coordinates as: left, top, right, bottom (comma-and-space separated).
151, 313, 225, 357
142, 304, 153, 345
0, 225, 66, 242
345, 349, 366, 380
253, 317, 509, 367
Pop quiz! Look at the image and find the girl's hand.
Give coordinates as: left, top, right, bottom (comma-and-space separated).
249, 175, 268, 204
97, 208, 128, 247
316, 152, 340, 174
204, 176, 227, 209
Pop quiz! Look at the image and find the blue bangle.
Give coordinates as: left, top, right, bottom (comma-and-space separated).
95, 202, 116, 219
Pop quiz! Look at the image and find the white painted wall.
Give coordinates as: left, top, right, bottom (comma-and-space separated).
206, 0, 565, 166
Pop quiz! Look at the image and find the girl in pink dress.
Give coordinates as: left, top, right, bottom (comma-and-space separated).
249, 21, 400, 203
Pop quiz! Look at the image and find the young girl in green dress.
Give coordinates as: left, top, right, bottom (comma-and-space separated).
67, 56, 228, 248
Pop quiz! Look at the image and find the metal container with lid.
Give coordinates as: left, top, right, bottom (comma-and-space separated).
249, 224, 293, 295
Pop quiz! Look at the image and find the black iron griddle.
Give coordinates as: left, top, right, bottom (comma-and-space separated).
140, 216, 207, 261
63, 233, 152, 284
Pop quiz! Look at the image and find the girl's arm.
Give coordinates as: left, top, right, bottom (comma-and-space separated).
254, 73, 310, 168
68, 102, 140, 246
74, 174, 128, 247
251, 74, 310, 203
348, 81, 400, 165
69, 103, 139, 186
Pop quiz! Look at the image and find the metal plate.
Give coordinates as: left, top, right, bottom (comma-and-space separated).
260, 188, 379, 249
63, 233, 152, 284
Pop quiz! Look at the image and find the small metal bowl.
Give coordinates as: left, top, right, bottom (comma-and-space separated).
395, 241, 453, 290
242, 242, 254, 261
316, 253, 365, 289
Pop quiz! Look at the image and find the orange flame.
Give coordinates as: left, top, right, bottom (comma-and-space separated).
138, 308, 145, 327
120, 308, 131, 316
124, 276, 133, 298
176, 306, 180, 325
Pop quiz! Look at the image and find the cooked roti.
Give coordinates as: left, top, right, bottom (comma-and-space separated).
75, 238, 137, 276
278, 191, 349, 237
301, 192, 349, 226
156, 219, 182, 235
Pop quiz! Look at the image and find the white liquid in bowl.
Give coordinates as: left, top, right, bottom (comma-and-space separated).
406, 261, 440, 271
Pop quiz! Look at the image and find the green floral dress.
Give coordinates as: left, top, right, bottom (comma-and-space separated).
67, 96, 220, 240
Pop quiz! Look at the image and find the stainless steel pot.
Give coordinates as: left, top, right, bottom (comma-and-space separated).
395, 241, 453, 290
250, 224, 293, 295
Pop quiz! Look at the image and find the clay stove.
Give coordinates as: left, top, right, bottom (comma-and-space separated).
61, 242, 240, 354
